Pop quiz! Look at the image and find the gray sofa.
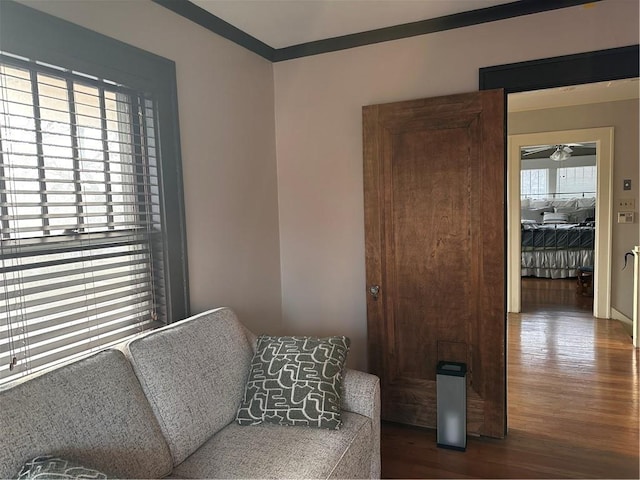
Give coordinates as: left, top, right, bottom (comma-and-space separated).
0, 307, 380, 479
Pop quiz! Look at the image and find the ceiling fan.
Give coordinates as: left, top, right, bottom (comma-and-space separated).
550, 145, 573, 161
520, 142, 596, 161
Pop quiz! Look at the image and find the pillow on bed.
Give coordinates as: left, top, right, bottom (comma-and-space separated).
521, 207, 552, 222
543, 212, 568, 224
554, 206, 573, 214
569, 207, 596, 224
550, 198, 577, 211
529, 199, 550, 209
576, 197, 596, 208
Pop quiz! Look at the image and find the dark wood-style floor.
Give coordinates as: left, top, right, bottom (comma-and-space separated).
381, 277, 639, 478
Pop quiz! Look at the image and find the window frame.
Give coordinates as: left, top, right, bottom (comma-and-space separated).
0, 0, 189, 324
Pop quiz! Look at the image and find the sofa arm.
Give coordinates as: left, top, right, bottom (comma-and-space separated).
341, 368, 381, 479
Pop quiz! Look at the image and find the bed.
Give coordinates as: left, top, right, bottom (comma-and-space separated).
520, 197, 596, 279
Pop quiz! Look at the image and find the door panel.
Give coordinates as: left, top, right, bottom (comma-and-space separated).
363, 90, 506, 438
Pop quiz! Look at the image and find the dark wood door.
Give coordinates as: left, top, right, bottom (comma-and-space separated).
363, 90, 506, 438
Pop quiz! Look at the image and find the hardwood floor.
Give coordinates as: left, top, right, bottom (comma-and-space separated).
381, 278, 639, 478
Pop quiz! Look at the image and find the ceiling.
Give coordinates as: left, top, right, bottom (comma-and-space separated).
521, 142, 597, 160
190, 0, 516, 49
509, 77, 640, 112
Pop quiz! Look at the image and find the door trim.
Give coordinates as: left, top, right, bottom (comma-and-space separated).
507, 128, 613, 317
479, 45, 639, 93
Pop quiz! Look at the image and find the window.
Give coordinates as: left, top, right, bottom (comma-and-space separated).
557, 166, 596, 196
521, 165, 596, 200
520, 168, 548, 197
0, 1, 188, 386
0, 55, 166, 383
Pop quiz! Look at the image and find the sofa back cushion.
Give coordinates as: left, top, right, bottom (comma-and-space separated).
0, 350, 173, 479
126, 307, 254, 466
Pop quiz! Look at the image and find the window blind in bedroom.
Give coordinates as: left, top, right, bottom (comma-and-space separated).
0, 54, 166, 384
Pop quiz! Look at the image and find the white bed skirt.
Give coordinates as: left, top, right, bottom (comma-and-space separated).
521, 249, 594, 279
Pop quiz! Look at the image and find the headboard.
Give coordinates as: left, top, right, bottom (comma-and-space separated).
521, 197, 596, 224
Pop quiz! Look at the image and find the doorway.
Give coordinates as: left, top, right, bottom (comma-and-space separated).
519, 140, 598, 314
480, 45, 639, 434
507, 126, 614, 318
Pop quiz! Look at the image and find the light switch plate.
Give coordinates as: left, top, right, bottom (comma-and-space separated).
618, 212, 634, 223
623, 179, 631, 190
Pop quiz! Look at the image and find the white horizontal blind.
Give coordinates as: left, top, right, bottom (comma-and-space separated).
520, 168, 549, 197
557, 166, 597, 196
0, 55, 165, 384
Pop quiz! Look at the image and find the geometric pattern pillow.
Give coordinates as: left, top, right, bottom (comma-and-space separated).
16, 456, 109, 479
236, 335, 350, 430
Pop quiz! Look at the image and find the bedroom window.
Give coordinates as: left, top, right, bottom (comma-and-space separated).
520, 168, 549, 197
0, 54, 166, 384
557, 166, 597, 196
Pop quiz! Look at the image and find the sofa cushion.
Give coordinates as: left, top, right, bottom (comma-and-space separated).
236, 335, 350, 430
17, 455, 110, 480
126, 307, 255, 466
0, 350, 172, 480
171, 411, 372, 479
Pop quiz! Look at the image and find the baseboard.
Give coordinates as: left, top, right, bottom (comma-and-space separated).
611, 308, 633, 338
611, 308, 632, 324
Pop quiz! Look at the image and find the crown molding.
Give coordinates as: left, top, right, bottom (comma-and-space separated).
273, 0, 602, 62
152, 0, 275, 61
152, 0, 602, 63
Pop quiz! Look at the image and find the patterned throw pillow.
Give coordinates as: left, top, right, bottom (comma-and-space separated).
16, 456, 109, 479
236, 335, 350, 430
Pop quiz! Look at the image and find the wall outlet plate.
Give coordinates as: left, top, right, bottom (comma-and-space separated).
617, 198, 636, 209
